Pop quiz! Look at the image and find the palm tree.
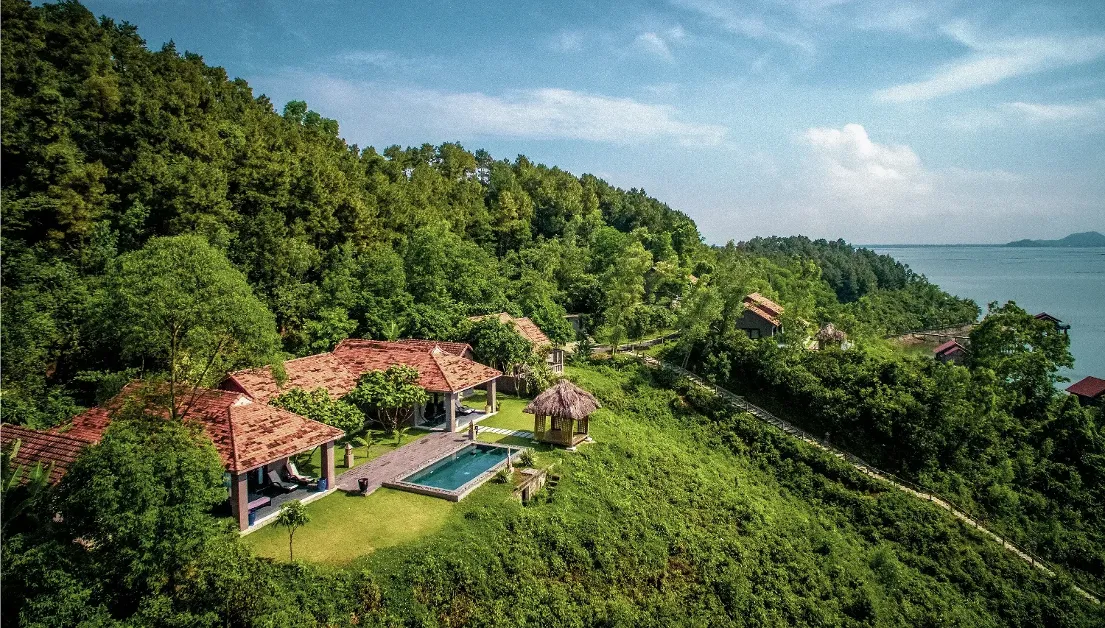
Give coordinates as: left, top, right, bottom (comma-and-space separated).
275, 500, 310, 561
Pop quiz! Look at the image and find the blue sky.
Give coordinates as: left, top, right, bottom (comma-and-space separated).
83, 0, 1104, 244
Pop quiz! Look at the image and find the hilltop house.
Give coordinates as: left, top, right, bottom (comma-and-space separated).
223, 339, 501, 432
1067, 376, 1105, 406
739, 293, 783, 339
470, 312, 564, 375
0, 385, 344, 531
934, 340, 969, 364
1034, 312, 1071, 335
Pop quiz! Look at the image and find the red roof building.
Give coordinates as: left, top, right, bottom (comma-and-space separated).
0, 425, 91, 484
1067, 376, 1105, 404
468, 313, 552, 348
933, 340, 969, 364
3, 384, 344, 531
225, 339, 502, 432
738, 293, 784, 339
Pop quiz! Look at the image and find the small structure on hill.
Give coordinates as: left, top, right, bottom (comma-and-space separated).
1034, 312, 1070, 335
469, 312, 564, 375
1067, 376, 1105, 406
739, 293, 783, 339
525, 380, 600, 448
815, 323, 847, 350
933, 339, 969, 364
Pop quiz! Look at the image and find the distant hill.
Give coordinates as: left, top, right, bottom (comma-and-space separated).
1006, 231, 1105, 247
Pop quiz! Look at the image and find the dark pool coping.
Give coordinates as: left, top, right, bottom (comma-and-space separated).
382, 442, 523, 501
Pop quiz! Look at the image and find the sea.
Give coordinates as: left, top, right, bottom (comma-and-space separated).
871, 246, 1105, 386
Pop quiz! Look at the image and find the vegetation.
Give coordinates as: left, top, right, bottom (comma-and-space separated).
275, 500, 311, 562
271, 386, 366, 435
346, 366, 429, 435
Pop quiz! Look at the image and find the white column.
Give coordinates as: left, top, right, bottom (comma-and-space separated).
487, 379, 497, 414
446, 392, 457, 431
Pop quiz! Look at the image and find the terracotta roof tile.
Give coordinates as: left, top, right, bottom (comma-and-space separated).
36, 385, 344, 476
0, 424, 91, 483
332, 341, 501, 392
933, 340, 967, 356
225, 353, 359, 404
1067, 376, 1105, 399
383, 338, 473, 357
743, 293, 783, 327
469, 313, 552, 348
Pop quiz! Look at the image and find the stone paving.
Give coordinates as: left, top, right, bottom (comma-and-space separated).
335, 431, 472, 494
478, 426, 534, 439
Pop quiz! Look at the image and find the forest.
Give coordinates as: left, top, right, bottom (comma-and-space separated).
3, 1, 1102, 626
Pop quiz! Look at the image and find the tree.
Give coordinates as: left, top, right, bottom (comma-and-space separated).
969, 301, 1074, 420
597, 239, 652, 354
271, 387, 365, 435
97, 235, 281, 418
346, 366, 429, 435
676, 282, 722, 367
54, 402, 228, 617
275, 500, 310, 562
466, 317, 533, 373
1, 440, 53, 536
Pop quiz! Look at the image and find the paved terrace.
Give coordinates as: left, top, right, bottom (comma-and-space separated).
336, 431, 472, 494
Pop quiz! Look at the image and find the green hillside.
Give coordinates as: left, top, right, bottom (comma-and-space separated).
1006, 231, 1105, 247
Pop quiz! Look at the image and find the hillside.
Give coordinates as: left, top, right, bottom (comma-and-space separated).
1006, 231, 1105, 247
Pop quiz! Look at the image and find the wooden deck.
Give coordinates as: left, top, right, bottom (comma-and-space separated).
335, 431, 472, 495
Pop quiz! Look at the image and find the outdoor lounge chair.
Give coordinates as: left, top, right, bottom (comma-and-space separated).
283, 461, 318, 487
265, 469, 298, 493
455, 401, 475, 416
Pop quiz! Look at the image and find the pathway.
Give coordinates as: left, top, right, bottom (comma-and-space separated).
632, 353, 1102, 605
336, 431, 472, 495
479, 426, 534, 439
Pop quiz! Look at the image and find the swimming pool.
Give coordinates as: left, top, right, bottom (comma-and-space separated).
384, 443, 518, 501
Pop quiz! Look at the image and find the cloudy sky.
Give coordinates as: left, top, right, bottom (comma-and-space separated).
85, 0, 1104, 244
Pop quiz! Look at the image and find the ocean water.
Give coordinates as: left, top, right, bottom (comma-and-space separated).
872, 246, 1105, 386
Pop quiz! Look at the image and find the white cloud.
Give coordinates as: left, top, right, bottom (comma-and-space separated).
1004, 99, 1105, 123
552, 30, 585, 53
803, 123, 930, 210
674, 0, 815, 53
876, 22, 1105, 102
636, 32, 674, 59
337, 50, 433, 73
299, 76, 727, 146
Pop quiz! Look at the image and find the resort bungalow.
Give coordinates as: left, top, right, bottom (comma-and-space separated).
525, 379, 600, 448
470, 313, 564, 374
934, 340, 969, 364
1066, 376, 1105, 406
738, 293, 783, 339
224, 339, 502, 432
1034, 312, 1071, 335
0, 385, 344, 532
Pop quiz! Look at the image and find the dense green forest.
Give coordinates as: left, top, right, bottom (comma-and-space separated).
4, 1, 1102, 625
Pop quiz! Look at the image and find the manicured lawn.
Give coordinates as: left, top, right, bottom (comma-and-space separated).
241, 488, 454, 564
476, 395, 534, 432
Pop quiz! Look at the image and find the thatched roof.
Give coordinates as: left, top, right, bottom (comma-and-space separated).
816, 323, 846, 343
523, 380, 600, 419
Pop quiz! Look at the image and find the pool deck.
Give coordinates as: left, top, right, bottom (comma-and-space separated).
336, 431, 472, 495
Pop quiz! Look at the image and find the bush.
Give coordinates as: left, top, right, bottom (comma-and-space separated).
519, 450, 535, 467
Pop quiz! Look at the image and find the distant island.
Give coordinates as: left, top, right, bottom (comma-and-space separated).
1006, 231, 1105, 247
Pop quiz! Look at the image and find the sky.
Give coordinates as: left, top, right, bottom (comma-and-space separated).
81, 0, 1105, 244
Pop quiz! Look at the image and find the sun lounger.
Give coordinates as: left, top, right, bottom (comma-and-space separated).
284, 461, 317, 486
266, 469, 297, 493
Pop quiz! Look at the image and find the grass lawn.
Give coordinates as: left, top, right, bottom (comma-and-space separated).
241, 488, 454, 565
476, 395, 534, 432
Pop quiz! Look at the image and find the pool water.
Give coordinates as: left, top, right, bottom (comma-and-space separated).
403, 444, 509, 491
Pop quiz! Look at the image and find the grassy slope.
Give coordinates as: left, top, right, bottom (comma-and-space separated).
342, 364, 1100, 627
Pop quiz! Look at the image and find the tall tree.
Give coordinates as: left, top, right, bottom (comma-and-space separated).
97, 235, 281, 418
597, 239, 652, 354
346, 366, 429, 435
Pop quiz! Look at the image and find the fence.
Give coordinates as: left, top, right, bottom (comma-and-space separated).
633, 353, 1102, 605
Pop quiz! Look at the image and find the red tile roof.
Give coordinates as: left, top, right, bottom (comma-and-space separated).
1067, 376, 1105, 399
332, 341, 501, 392
469, 313, 552, 348
42, 385, 344, 476
384, 338, 473, 357
743, 293, 783, 327
227, 339, 502, 401
1034, 312, 1062, 323
225, 353, 360, 405
0, 424, 91, 483
933, 340, 967, 356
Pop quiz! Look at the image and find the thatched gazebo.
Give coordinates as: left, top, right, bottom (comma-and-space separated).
524, 380, 600, 448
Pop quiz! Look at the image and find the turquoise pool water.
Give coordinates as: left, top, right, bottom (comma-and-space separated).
403, 444, 509, 491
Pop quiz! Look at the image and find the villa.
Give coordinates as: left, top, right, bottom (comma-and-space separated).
1067, 376, 1105, 406
934, 339, 969, 364
0, 384, 345, 532
469, 313, 564, 394
738, 293, 783, 339
224, 339, 502, 432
